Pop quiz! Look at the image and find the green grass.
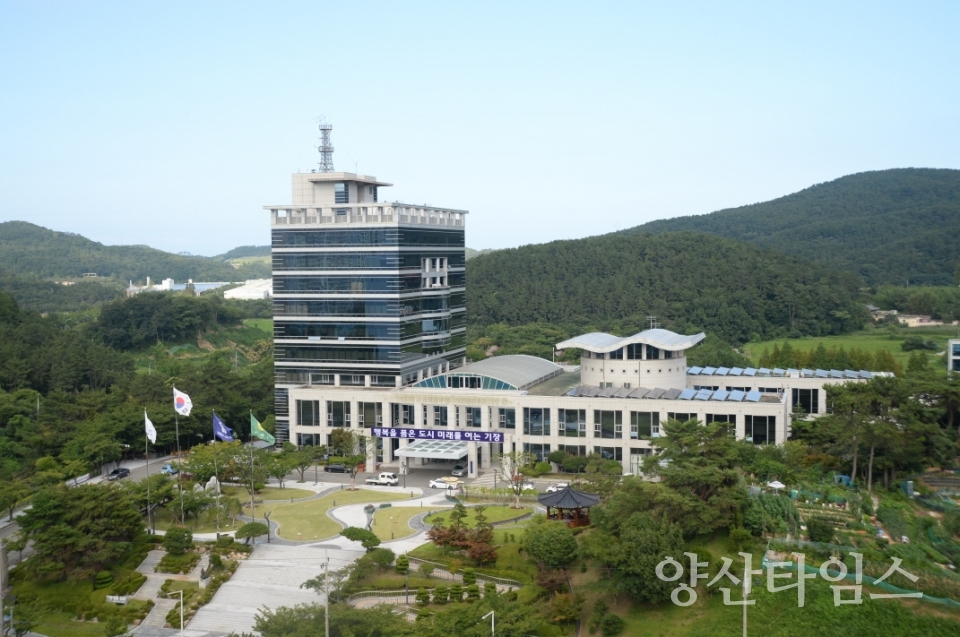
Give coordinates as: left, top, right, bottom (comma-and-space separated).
408, 538, 537, 584
424, 505, 532, 528
222, 485, 315, 500
371, 507, 422, 541
34, 613, 122, 637
242, 488, 414, 541
152, 505, 241, 534
743, 325, 958, 368
243, 318, 273, 332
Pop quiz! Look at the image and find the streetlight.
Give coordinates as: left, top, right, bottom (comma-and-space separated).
401, 462, 407, 489
165, 589, 184, 637
482, 610, 495, 636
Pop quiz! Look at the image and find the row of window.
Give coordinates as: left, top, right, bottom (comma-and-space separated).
274, 318, 461, 341
296, 401, 777, 444
584, 344, 679, 361
274, 295, 466, 318
274, 272, 466, 293
523, 444, 624, 463
272, 228, 465, 248
276, 335, 466, 362
272, 251, 465, 271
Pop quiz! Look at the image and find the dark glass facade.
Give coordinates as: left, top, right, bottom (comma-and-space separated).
272, 221, 466, 442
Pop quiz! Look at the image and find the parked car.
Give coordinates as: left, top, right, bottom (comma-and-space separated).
451, 464, 467, 477
107, 468, 131, 481
545, 482, 569, 493
160, 463, 179, 475
324, 463, 348, 473
429, 477, 463, 489
521, 482, 536, 491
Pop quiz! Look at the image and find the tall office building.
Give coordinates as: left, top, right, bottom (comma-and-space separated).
267, 138, 467, 442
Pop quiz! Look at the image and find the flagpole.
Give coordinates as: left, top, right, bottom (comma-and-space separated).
212, 415, 221, 537
146, 433, 152, 534
175, 412, 184, 525
249, 412, 255, 523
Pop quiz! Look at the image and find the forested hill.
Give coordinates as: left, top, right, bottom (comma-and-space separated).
0, 221, 245, 282
466, 232, 870, 345
621, 168, 960, 286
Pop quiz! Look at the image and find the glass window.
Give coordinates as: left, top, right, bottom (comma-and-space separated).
593, 446, 623, 461
523, 408, 551, 436
326, 401, 351, 427
610, 348, 624, 360
593, 410, 622, 439
630, 411, 658, 439
498, 408, 516, 429
465, 406, 482, 428
667, 412, 692, 423
334, 182, 349, 204
558, 444, 587, 456
358, 402, 382, 428
297, 400, 320, 427
792, 388, 819, 414
745, 415, 775, 445
391, 404, 415, 426
432, 406, 448, 427
706, 414, 735, 424
523, 443, 551, 462
558, 409, 586, 437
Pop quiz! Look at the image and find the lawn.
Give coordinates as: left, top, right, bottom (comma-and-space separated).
743, 325, 957, 368
371, 507, 423, 541
243, 318, 273, 332
222, 485, 315, 501
424, 505, 532, 528
34, 613, 123, 637
242, 488, 414, 541
408, 537, 537, 584
152, 505, 238, 534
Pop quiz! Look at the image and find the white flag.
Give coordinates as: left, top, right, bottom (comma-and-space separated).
145, 410, 157, 444
173, 387, 193, 416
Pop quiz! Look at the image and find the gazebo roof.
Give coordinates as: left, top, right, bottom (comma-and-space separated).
537, 486, 601, 509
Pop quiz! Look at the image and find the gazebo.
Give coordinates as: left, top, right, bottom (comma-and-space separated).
538, 486, 601, 528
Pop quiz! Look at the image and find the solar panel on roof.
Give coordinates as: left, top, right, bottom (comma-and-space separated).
772, 368, 785, 376
830, 370, 843, 379
648, 388, 665, 399
663, 388, 682, 400
678, 388, 697, 400
745, 390, 762, 402
688, 366, 704, 375
860, 370, 873, 379
703, 366, 717, 375
758, 368, 771, 375
744, 368, 757, 376
815, 369, 827, 378
614, 388, 631, 398
729, 390, 745, 402
844, 370, 858, 378
787, 369, 799, 375
712, 389, 730, 401
585, 387, 601, 397
730, 367, 744, 376
716, 367, 730, 376
695, 390, 712, 401
599, 387, 617, 397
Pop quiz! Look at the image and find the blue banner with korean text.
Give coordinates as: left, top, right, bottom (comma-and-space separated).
370, 427, 505, 443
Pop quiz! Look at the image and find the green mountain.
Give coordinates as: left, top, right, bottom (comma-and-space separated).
0, 221, 245, 283
466, 232, 869, 345
621, 168, 960, 286
216, 245, 271, 260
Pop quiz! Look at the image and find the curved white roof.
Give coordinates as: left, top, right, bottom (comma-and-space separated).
455, 355, 564, 390
555, 328, 705, 353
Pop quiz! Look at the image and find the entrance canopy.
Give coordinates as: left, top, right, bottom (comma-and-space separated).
396, 439, 469, 460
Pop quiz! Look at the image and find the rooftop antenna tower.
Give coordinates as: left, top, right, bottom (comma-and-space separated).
317, 120, 334, 172
647, 315, 660, 330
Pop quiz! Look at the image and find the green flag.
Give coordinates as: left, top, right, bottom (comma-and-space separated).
250, 413, 275, 445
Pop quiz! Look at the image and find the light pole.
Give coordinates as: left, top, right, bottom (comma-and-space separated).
401, 462, 407, 489
482, 610, 495, 636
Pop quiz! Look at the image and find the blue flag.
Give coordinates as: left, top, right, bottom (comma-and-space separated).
213, 413, 235, 442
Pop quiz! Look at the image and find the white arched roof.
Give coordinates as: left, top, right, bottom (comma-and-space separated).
555, 328, 705, 353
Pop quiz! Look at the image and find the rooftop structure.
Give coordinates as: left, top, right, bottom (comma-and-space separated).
414, 355, 564, 391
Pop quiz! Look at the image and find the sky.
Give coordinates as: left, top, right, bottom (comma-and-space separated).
1, 1, 958, 256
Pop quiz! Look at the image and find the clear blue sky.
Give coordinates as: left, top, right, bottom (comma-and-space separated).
1, 1, 958, 256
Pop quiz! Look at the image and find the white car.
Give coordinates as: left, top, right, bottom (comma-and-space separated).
545, 482, 569, 493
429, 477, 463, 489
521, 482, 535, 491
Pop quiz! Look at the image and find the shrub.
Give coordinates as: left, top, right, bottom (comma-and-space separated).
433, 585, 449, 604
466, 584, 480, 601
416, 587, 430, 605
368, 548, 396, 570
450, 583, 463, 602
534, 461, 552, 475
462, 568, 476, 586
235, 522, 269, 544
94, 570, 113, 589
216, 535, 234, 548
601, 613, 625, 636
163, 526, 193, 556
210, 554, 223, 569
419, 563, 435, 578
484, 582, 497, 599
395, 554, 409, 575
806, 517, 835, 543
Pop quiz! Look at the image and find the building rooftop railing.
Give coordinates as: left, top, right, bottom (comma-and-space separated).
267, 203, 467, 228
